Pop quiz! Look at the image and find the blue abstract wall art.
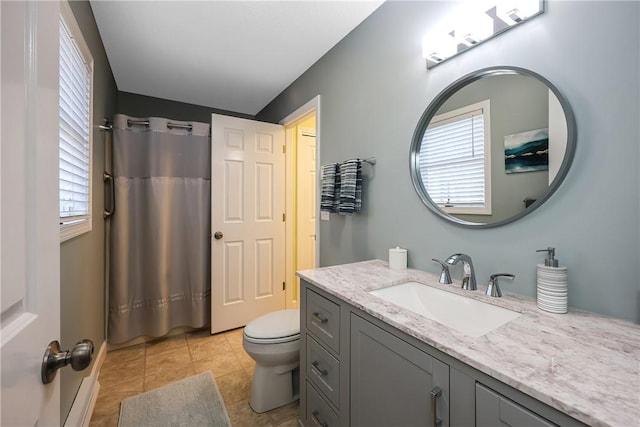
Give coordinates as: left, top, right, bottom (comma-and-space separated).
504, 128, 549, 174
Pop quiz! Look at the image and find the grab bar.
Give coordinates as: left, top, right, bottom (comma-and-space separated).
103, 172, 115, 219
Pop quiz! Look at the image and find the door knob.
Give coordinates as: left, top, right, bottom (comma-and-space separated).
214, 231, 223, 240
41, 339, 94, 384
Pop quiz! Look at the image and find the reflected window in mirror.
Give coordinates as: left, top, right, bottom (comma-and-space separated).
419, 100, 491, 215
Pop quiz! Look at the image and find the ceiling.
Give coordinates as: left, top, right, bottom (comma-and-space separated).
90, 1, 384, 116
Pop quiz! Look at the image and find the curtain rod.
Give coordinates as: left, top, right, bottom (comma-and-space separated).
99, 118, 112, 131
126, 119, 193, 131
98, 118, 194, 131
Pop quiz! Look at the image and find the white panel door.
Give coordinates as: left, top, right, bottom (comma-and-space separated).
296, 128, 317, 279
211, 114, 286, 333
1, 1, 61, 425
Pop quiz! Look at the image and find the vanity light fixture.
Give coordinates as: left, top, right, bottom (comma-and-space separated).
423, 0, 545, 69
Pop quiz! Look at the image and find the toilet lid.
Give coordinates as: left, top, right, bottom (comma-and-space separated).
244, 309, 300, 340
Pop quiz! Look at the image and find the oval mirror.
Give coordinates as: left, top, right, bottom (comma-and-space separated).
410, 66, 576, 228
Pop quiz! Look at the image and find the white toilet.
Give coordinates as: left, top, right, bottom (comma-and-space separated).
242, 309, 300, 413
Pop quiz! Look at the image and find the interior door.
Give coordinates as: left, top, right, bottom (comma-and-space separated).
211, 114, 286, 333
296, 128, 317, 278
1, 1, 61, 425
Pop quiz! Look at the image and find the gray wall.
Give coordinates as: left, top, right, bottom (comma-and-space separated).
437, 74, 550, 223
61, 2, 118, 423
257, 1, 640, 323
117, 91, 253, 123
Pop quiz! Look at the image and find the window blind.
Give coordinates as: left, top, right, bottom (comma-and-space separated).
59, 19, 91, 221
419, 109, 486, 208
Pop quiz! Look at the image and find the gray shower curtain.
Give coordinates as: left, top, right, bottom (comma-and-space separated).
108, 114, 211, 343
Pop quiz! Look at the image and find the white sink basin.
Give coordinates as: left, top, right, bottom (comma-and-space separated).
369, 281, 521, 337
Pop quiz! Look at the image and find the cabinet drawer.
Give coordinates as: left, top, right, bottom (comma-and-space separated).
476, 383, 556, 427
307, 335, 340, 408
306, 381, 339, 427
306, 289, 340, 353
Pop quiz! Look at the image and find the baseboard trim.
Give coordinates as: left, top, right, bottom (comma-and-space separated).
64, 341, 107, 427
90, 340, 108, 377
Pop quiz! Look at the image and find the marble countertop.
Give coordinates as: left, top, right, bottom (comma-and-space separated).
297, 260, 640, 427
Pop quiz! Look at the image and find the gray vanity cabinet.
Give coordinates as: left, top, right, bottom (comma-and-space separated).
299, 279, 584, 427
350, 313, 449, 427
476, 384, 555, 427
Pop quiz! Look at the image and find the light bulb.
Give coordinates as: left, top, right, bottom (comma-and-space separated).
496, 0, 541, 26
422, 33, 458, 62
454, 12, 494, 46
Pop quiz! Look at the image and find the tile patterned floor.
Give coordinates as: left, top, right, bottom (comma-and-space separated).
89, 328, 300, 427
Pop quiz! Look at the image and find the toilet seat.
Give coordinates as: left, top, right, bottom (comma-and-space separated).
244, 309, 300, 344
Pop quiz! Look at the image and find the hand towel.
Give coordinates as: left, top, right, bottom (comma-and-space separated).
338, 160, 362, 215
320, 163, 339, 213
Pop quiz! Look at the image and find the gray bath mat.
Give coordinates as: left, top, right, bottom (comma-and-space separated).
118, 371, 231, 427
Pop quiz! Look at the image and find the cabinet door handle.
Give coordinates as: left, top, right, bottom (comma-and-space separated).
311, 360, 328, 376
311, 409, 328, 427
431, 386, 443, 427
312, 312, 328, 324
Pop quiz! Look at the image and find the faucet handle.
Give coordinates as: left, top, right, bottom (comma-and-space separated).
486, 273, 515, 297
431, 259, 452, 284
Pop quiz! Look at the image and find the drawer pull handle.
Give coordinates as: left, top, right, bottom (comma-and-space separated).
312, 312, 328, 324
311, 360, 328, 376
431, 386, 443, 427
312, 409, 329, 427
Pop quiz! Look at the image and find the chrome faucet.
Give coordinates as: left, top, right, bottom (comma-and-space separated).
486, 273, 515, 297
431, 259, 452, 284
445, 253, 477, 290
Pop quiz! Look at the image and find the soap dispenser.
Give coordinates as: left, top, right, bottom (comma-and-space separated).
535, 247, 568, 314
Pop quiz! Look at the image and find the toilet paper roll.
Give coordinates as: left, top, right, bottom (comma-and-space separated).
389, 247, 407, 270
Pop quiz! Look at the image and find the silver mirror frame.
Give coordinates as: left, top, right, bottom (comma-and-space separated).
410, 66, 577, 228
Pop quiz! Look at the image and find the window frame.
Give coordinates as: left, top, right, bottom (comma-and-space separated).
421, 99, 492, 216
59, 1, 94, 242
